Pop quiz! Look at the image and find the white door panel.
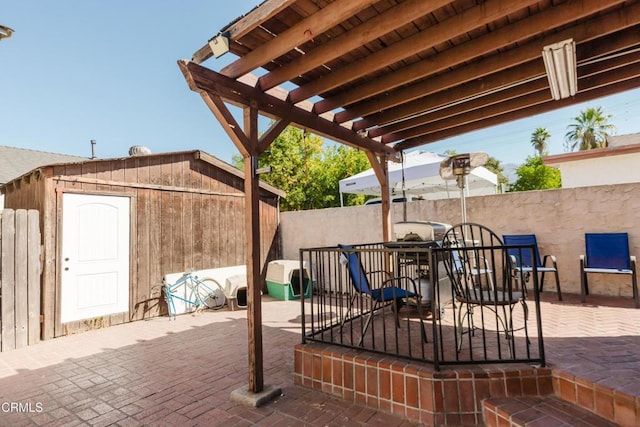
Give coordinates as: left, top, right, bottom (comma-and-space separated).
61, 194, 130, 323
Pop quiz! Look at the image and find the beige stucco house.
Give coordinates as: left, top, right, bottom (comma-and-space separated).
544, 133, 640, 188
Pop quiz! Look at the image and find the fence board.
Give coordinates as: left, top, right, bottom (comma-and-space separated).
1, 210, 17, 351
15, 210, 28, 348
28, 210, 41, 346
0, 209, 41, 352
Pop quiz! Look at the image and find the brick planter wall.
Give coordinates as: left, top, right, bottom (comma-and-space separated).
294, 342, 553, 426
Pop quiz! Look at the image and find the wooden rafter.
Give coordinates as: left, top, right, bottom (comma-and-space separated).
352, 16, 640, 134
220, 0, 379, 79
192, 0, 298, 64
257, 0, 451, 91
288, 0, 544, 105
397, 75, 640, 151
324, 0, 632, 120
376, 47, 640, 143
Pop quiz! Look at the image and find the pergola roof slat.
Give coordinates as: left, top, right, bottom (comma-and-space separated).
185, 0, 639, 163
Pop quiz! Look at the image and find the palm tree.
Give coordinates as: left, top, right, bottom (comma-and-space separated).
530, 127, 550, 156
564, 107, 616, 151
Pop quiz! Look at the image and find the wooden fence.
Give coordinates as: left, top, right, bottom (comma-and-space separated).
0, 209, 41, 352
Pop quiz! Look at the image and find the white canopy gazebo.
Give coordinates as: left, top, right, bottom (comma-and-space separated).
339, 151, 498, 206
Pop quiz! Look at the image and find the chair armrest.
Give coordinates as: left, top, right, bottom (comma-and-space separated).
542, 254, 558, 268
382, 275, 420, 295
367, 269, 393, 280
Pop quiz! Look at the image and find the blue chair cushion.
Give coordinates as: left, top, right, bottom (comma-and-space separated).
370, 287, 416, 302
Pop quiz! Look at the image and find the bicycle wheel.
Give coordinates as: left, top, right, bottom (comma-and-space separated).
196, 278, 226, 310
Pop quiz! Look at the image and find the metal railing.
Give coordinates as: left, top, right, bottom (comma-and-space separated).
299, 242, 545, 370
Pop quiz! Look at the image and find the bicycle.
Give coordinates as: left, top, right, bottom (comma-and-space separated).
162, 270, 226, 320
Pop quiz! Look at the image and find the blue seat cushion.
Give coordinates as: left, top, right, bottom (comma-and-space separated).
370, 287, 416, 301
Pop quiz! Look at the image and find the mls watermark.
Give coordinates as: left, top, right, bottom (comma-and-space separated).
1, 402, 44, 413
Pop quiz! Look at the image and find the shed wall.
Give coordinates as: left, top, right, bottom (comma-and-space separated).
4, 152, 281, 339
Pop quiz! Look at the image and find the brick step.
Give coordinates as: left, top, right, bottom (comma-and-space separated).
483, 396, 617, 427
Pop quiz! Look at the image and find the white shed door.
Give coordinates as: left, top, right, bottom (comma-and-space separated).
61, 194, 130, 323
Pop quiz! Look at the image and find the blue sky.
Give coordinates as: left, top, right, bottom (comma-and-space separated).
2, 2, 640, 167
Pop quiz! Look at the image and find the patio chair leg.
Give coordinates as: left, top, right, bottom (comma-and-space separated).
632, 264, 639, 309
413, 296, 428, 343
580, 258, 588, 303
340, 295, 357, 330
357, 301, 379, 347
553, 268, 562, 301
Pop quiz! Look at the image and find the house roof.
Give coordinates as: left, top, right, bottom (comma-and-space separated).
544, 142, 640, 165
1, 148, 285, 198
184, 0, 640, 158
0, 145, 87, 185
607, 132, 640, 148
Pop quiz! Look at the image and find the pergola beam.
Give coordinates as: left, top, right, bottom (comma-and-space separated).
178, 59, 398, 158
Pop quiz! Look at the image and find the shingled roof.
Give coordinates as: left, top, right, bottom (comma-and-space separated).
0, 145, 87, 185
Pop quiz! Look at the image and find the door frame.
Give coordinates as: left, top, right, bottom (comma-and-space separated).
54, 188, 136, 336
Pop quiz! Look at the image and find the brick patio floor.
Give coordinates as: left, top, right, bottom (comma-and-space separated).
0, 292, 638, 426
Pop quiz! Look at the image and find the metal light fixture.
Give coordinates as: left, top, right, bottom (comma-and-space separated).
542, 39, 577, 100
0, 24, 14, 40
208, 33, 230, 58
439, 152, 489, 224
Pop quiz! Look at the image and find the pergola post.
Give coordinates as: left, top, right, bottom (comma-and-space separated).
242, 103, 264, 393
366, 152, 393, 243
189, 89, 284, 405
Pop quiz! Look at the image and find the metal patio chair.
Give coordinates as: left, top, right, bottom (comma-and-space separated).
580, 232, 639, 308
503, 234, 562, 301
338, 244, 427, 346
441, 223, 528, 356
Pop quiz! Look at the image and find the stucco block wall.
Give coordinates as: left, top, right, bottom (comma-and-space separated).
281, 183, 640, 298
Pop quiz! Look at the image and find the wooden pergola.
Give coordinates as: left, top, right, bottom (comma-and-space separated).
179, 0, 640, 397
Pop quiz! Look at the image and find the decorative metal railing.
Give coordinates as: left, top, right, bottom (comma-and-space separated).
299, 242, 545, 370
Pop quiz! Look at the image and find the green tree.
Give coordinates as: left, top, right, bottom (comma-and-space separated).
530, 127, 550, 156
232, 126, 370, 211
483, 156, 509, 190
508, 156, 561, 192
321, 144, 371, 207
564, 107, 615, 151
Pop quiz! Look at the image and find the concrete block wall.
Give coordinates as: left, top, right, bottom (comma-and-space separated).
280, 182, 640, 298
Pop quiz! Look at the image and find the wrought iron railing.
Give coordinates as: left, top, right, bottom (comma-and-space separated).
299, 242, 545, 370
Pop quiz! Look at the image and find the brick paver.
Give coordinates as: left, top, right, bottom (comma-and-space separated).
0, 293, 638, 426
0, 298, 418, 426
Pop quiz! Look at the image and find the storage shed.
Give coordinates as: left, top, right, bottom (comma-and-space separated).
1, 150, 284, 339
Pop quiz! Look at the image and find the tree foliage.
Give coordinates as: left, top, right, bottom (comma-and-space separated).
564, 107, 615, 151
530, 127, 550, 156
232, 126, 370, 211
508, 156, 561, 192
